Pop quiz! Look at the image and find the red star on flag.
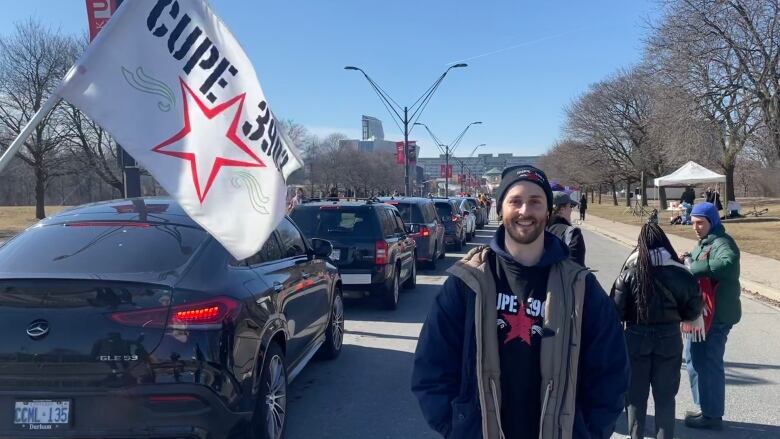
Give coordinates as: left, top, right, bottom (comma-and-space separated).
152, 78, 265, 203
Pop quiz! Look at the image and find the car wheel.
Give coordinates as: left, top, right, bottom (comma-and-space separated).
427, 246, 438, 270
317, 289, 344, 360
403, 255, 417, 289
382, 269, 400, 310
439, 244, 446, 259
455, 234, 463, 251
249, 342, 287, 439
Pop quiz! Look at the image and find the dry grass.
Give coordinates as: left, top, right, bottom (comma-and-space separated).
586, 197, 780, 261
0, 206, 70, 238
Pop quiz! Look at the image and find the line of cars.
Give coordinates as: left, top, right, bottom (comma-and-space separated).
0, 194, 488, 439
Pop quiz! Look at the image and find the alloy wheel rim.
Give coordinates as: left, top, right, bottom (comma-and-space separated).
265, 355, 286, 439
332, 294, 344, 350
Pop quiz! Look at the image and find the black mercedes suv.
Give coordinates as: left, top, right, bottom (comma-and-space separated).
290, 199, 417, 310
0, 198, 344, 439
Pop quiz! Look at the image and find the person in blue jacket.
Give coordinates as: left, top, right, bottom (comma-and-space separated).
411, 165, 629, 439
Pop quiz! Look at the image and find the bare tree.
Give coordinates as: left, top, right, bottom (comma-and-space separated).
647, 4, 761, 206
0, 20, 76, 218
565, 68, 659, 206
662, 0, 780, 163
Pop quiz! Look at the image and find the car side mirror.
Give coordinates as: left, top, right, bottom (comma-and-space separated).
310, 238, 333, 259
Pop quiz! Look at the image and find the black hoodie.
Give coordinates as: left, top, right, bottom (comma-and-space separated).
547, 215, 586, 266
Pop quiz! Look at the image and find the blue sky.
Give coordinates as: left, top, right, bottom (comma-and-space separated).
1, 0, 661, 157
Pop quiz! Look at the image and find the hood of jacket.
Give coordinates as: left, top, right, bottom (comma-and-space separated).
489, 225, 569, 268
624, 248, 687, 271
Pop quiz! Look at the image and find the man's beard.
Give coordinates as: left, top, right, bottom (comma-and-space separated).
503, 215, 547, 245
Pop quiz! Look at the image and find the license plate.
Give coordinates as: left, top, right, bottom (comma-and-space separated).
331, 249, 341, 260
14, 400, 70, 430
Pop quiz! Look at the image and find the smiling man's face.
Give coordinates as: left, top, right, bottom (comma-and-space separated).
501, 181, 549, 245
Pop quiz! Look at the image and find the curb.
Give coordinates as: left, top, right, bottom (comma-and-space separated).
579, 219, 780, 304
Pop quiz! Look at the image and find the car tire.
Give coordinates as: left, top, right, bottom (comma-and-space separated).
249, 342, 287, 439
427, 246, 438, 270
455, 234, 464, 251
403, 255, 417, 289
382, 269, 400, 310
439, 245, 446, 259
317, 289, 344, 360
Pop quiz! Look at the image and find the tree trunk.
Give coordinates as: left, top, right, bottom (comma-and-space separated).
34, 166, 46, 219
598, 184, 602, 204
611, 181, 618, 206
723, 158, 736, 212
625, 179, 632, 207
640, 172, 648, 206
658, 186, 668, 210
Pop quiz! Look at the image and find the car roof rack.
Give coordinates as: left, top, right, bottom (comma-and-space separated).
302, 196, 383, 205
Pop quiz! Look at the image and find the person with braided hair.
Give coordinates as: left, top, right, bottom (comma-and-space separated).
610, 222, 702, 439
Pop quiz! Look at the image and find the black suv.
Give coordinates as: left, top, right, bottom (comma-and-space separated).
0, 198, 343, 439
432, 198, 467, 251
291, 199, 417, 309
379, 197, 446, 269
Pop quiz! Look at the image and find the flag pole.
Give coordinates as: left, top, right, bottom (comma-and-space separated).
0, 93, 62, 175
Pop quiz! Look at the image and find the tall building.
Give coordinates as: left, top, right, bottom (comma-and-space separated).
416, 153, 539, 180
339, 115, 396, 153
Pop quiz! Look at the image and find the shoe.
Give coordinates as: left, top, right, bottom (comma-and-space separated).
684, 414, 723, 430
685, 409, 702, 418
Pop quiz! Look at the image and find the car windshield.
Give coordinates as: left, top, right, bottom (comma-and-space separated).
0, 223, 207, 274
291, 206, 377, 238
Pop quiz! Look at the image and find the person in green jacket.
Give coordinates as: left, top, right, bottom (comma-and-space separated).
680, 202, 741, 430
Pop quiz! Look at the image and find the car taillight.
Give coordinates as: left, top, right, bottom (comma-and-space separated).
452, 215, 461, 222
109, 296, 240, 330
420, 226, 431, 237
375, 240, 388, 265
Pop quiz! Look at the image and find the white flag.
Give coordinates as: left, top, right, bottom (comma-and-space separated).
59, 0, 303, 260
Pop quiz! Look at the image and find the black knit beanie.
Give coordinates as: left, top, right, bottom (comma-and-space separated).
495, 165, 554, 216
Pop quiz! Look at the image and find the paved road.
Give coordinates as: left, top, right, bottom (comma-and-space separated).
287, 222, 780, 439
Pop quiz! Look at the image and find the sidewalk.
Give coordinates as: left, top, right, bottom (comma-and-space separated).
580, 214, 780, 302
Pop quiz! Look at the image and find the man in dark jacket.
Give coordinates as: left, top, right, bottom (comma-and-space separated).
681, 202, 740, 430
547, 191, 586, 266
412, 165, 629, 439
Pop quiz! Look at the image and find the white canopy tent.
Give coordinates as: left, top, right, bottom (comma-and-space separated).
654, 161, 725, 187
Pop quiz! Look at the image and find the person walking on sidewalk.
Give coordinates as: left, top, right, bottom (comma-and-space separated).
611, 222, 702, 439
579, 193, 588, 222
680, 202, 741, 430
411, 165, 629, 439
547, 191, 586, 266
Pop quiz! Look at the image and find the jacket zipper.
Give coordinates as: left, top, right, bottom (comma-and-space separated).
538, 380, 553, 439
489, 379, 506, 439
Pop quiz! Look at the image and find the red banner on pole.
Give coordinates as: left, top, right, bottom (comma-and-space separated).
396, 141, 418, 165
86, 0, 119, 41
440, 164, 453, 178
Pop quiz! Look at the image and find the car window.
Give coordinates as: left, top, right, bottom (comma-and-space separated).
276, 218, 307, 258
391, 202, 425, 223
380, 209, 396, 238
435, 202, 454, 220
0, 223, 207, 274
427, 203, 439, 223
291, 206, 379, 239
392, 211, 407, 234
245, 233, 283, 266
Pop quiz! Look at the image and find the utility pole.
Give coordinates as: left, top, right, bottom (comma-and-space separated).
345, 64, 467, 195
415, 121, 482, 197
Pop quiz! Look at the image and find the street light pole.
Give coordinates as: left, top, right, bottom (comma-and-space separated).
415, 121, 482, 197
345, 64, 467, 195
